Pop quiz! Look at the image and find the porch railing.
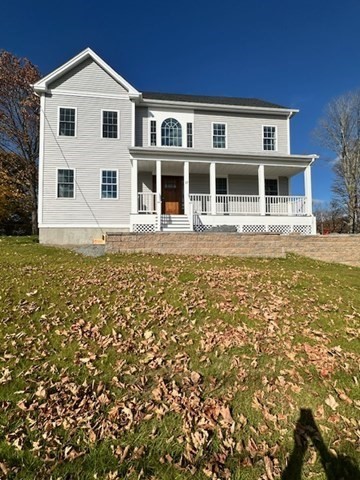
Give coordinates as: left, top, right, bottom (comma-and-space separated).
139, 193, 307, 216
138, 193, 157, 214
265, 196, 307, 216
189, 194, 211, 214
216, 195, 261, 214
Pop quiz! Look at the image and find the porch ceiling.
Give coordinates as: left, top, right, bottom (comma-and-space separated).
137, 160, 306, 178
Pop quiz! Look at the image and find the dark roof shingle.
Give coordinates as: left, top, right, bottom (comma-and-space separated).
142, 91, 289, 109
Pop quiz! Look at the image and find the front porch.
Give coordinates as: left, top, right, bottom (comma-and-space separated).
129, 153, 316, 235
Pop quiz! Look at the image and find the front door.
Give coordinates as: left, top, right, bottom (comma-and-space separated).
161, 176, 183, 214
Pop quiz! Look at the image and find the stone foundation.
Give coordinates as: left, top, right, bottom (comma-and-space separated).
105, 232, 360, 267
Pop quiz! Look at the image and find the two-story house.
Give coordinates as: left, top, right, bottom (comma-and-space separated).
33, 48, 317, 245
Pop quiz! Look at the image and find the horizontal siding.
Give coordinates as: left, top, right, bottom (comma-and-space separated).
189, 174, 268, 195
135, 107, 148, 147
42, 93, 132, 225
190, 174, 210, 194
279, 176, 289, 195
194, 110, 288, 154
228, 175, 258, 195
48, 58, 128, 95
138, 172, 153, 193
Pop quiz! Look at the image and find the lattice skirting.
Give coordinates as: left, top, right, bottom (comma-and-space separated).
133, 224, 156, 233
133, 223, 312, 235
194, 225, 213, 232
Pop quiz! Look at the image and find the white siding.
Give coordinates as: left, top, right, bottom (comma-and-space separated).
194, 110, 288, 154
48, 58, 128, 95
190, 174, 258, 195
42, 93, 132, 225
138, 172, 153, 193
135, 107, 148, 147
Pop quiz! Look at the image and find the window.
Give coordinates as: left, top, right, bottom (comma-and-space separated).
265, 179, 278, 196
57, 169, 74, 198
150, 120, 157, 146
161, 118, 182, 147
213, 123, 226, 148
187, 123, 193, 148
101, 170, 118, 199
102, 111, 118, 138
216, 178, 228, 195
263, 126, 276, 151
59, 108, 76, 136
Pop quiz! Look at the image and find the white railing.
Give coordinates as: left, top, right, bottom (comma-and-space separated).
189, 194, 211, 214
138, 193, 157, 214
216, 195, 261, 214
188, 201, 194, 231
265, 196, 307, 216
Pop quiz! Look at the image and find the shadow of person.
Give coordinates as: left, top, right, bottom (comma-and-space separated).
282, 408, 360, 480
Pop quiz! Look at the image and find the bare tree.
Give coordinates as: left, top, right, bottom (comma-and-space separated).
315, 91, 360, 233
0, 51, 41, 234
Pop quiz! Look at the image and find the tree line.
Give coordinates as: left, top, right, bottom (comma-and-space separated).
0, 50, 359, 235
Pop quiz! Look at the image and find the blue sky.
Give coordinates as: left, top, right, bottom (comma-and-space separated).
2, 0, 360, 203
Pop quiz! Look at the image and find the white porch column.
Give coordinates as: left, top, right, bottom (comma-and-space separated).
156, 160, 162, 231
184, 161, 190, 215
131, 158, 138, 214
304, 165, 313, 215
258, 164, 266, 216
210, 162, 216, 215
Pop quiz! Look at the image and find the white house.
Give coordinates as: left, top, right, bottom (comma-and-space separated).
33, 48, 318, 245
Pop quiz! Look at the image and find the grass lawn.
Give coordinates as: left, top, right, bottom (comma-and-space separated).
0, 236, 359, 480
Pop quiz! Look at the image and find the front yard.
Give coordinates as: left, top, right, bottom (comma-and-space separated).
0, 237, 359, 479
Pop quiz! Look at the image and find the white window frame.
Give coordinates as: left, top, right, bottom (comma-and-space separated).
149, 119, 157, 146
56, 168, 76, 199
264, 177, 279, 196
187, 122, 194, 148
101, 109, 120, 139
100, 169, 119, 200
215, 175, 229, 195
160, 117, 183, 147
58, 106, 77, 138
212, 122, 227, 149
262, 125, 277, 152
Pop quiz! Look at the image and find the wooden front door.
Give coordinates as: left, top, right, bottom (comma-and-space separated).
161, 176, 183, 214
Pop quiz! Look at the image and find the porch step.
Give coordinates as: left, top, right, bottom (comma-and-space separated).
161, 215, 191, 232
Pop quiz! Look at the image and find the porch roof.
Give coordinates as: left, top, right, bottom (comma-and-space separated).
129, 147, 317, 170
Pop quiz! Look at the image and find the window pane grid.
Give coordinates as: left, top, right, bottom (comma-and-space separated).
101, 170, 118, 199
150, 120, 157, 146
161, 118, 182, 147
59, 108, 75, 136
263, 126, 276, 151
213, 123, 226, 148
58, 169, 74, 198
103, 111, 118, 139
216, 178, 227, 195
187, 122, 193, 148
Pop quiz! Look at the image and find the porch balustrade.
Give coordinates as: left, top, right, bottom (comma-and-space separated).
215, 195, 261, 215
138, 193, 307, 216
265, 196, 307, 216
138, 192, 157, 213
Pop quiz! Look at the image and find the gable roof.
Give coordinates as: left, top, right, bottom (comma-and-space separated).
33, 48, 139, 96
142, 91, 289, 110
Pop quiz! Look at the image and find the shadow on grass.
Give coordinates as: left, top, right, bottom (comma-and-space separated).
282, 409, 360, 480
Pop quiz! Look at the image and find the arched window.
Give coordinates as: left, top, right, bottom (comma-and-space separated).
161, 118, 182, 147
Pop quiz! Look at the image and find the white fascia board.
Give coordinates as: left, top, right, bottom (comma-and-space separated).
140, 99, 299, 116
33, 47, 140, 96
129, 147, 317, 164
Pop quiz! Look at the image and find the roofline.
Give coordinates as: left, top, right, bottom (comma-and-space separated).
138, 97, 299, 116
129, 147, 318, 164
33, 47, 140, 96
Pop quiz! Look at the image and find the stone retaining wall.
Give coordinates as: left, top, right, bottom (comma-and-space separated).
105, 233, 360, 267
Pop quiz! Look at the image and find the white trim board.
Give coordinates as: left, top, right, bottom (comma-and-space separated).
33, 48, 140, 96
